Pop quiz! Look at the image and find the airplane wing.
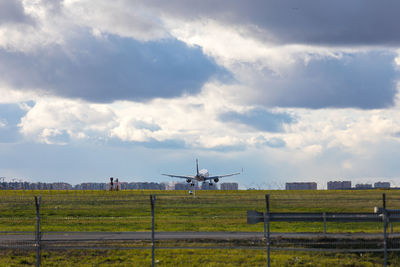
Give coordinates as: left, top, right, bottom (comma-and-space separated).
205, 172, 241, 181
161, 174, 195, 179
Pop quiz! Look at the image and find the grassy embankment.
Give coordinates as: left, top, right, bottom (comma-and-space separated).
0, 189, 397, 232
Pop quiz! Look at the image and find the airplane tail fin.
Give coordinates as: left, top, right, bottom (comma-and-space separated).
196, 159, 199, 176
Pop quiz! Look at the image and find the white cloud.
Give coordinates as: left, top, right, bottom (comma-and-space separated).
1, 1, 397, 110
15, 84, 266, 149
284, 108, 400, 159
4, 87, 400, 184
0, 86, 41, 103
63, 0, 168, 41
395, 51, 400, 68
167, 18, 399, 109
0, 1, 66, 52
19, 98, 116, 142
40, 128, 68, 145
0, 0, 166, 52
15, 85, 400, 157
2, 0, 400, 183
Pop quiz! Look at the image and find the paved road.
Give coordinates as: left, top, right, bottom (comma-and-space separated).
1, 231, 399, 242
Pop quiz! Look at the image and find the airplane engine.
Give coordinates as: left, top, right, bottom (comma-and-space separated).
186, 179, 191, 183
214, 178, 219, 183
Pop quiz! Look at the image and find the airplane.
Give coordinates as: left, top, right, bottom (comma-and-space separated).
162, 159, 240, 186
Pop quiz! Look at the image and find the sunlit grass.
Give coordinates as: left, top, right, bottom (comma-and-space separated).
0, 189, 397, 232
0, 249, 396, 266
2, 189, 399, 265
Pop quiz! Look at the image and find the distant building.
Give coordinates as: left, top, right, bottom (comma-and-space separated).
327, 181, 352, 190
0, 180, 169, 190
165, 182, 177, 190
355, 183, 373, 189
160, 183, 169, 190
0, 181, 74, 190
220, 183, 239, 190
201, 182, 218, 190
285, 182, 317, 190
32, 182, 53, 190
76, 183, 107, 190
52, 183, 73, 190
374, 182, 390, 189
119, 182, 129, 190
174, 183, 192, 190
127, 182, 166, 190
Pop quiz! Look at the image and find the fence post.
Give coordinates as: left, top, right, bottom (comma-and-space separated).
265, 194, 270, 267
34, 196, 41, 267
150, 195, 156, 267
383, 193, 387, 267
323, 212, 327, 234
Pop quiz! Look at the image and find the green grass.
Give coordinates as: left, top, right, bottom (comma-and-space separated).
1, 189, 399, 265
0, 249, 397, 266
0, 189, 397, 232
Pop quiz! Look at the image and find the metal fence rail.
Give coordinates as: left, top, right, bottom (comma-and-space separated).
248, 211, 400, 223
247, 193, 394, 267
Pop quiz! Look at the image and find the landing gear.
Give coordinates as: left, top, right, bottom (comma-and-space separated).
189, 183, 196, 197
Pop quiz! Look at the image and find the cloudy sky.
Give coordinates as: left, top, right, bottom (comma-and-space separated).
1, 0, 400, 188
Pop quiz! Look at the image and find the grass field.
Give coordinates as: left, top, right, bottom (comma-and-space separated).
1, 249, 398, 266
2, 189, 400, 266
0, 189, 397, 232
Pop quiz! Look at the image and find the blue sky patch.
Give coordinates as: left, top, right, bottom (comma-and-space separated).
0, 104, 27, 143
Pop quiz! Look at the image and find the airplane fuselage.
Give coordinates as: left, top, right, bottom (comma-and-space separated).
162, 159, 240, 185
194, 169, 209, 181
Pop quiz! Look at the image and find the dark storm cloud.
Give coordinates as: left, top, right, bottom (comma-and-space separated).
0, 34, 227, 102
143, 0, 400, 46
220, 108, 295, 132
0, 104, 27, 143
0, 0, 33, 25
253, 51, 398, 109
